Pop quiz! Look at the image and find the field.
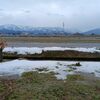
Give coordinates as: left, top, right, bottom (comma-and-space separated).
0, 36, 100, 99
0, 36, 100, 43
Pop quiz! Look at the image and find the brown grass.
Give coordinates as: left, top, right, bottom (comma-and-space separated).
0, 36, 100, 43
3, 50, 100, 61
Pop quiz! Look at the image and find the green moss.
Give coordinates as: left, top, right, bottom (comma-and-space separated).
0, 82, 6, 93
67, 74, 85, 81
21, 71, 57, 84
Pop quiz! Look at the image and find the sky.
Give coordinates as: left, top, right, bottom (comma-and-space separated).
0, 0, 100, 32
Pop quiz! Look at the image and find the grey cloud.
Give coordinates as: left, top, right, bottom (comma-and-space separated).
0, 9, 4, 11
0, 0, 100, 32
24, 10, 31, 13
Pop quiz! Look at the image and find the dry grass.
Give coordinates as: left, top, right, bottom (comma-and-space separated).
0, 36, 100, 43
3, 50, 100, 61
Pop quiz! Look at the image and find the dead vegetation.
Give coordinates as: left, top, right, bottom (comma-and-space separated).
1, 36, 100, 43
3, 50, 100, 61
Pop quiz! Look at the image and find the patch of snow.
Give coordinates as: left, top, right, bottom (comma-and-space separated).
0, 60, 100, 79
77, 62, 100, 77
3, 47, 100, 55
3, 47, 42, 54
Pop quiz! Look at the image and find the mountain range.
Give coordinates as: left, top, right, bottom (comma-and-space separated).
0, 24, 100, 36
0, 24, 68, 36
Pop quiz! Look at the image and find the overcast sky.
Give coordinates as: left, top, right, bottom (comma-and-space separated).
0, 0, 100, 32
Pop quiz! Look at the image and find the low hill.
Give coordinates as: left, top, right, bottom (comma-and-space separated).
83, 28, 100, 35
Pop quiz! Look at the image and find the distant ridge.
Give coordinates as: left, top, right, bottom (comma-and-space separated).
0, 24, 68, 36
82, 28, 100, 35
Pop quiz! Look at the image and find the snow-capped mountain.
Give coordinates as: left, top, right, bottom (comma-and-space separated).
0, 24, 68, 36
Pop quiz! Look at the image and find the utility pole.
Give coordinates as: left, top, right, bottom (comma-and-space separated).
62, 22, 65, 31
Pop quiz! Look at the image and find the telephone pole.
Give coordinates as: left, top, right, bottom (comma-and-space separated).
62, 22, 65, 30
